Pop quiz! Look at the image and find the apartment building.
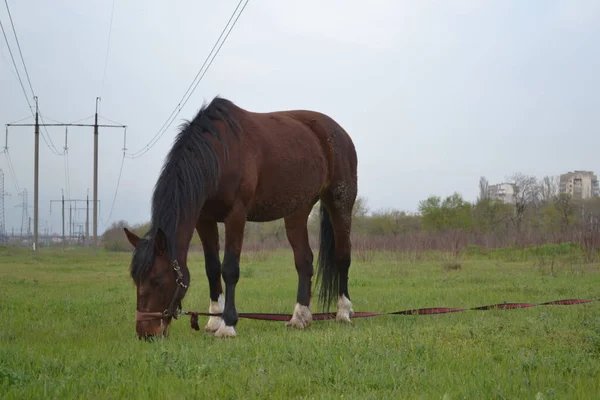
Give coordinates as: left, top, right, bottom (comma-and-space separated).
559, 171, 599, 200
487, 183, 516, 204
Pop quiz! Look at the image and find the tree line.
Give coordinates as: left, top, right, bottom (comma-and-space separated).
102, 172, 600, 254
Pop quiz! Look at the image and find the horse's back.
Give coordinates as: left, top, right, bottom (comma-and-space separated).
251, 107, 357, 185
212, 102, 358, 221
280, 109, 358, 188
237, 109, 330, 221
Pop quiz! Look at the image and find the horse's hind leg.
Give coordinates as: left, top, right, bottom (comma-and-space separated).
321, 184, 356, 323
196, 219, 224, 333
284, 206, 315, 329
329, 207, 355, 323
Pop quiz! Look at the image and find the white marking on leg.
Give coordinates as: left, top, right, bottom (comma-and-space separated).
336, 294, 354, 323
204, 294, 224, 333
214, 319, 237, 338
286, 303, 313, 329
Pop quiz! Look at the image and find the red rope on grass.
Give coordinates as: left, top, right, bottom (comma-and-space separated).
183, 298, 599, 331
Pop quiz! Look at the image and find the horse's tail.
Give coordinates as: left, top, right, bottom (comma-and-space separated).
315, 203, 338, 312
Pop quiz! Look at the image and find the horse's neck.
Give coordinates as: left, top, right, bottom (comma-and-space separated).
173, 219, 197, 265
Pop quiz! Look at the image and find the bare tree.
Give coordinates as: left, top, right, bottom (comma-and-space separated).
553, 193, 574, 233
353, 195, 369, 218
478, 176, 489, 202
540, 175, 559, 204
507, 173, 540, 233
309, 194, 369, 221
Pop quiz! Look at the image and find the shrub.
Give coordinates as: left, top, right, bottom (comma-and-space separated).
101, 220, 148, 252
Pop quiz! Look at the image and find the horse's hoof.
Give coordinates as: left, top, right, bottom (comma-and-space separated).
214, 320, 237, 338
336, 314, 353, 324
336, 295, 354, 323
204, 316, 222, 333
286, 303, 312, 329
205, 295, 225, 333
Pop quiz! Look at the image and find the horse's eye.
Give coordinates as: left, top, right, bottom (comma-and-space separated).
150, 277, 164, 287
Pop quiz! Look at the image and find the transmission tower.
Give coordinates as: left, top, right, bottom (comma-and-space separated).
19, 189, 29, 237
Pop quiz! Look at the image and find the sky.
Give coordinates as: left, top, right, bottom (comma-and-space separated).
1, 0, 599, 236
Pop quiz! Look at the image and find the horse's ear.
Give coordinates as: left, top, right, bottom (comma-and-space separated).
154, 228, 167, 255
123, 227, 140, 247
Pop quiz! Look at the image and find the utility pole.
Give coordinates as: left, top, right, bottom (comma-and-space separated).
6, 98, 126, 253
16, 189, 29, 237
86, 189, 89, 244
0, 169, 9, 243
69, 203, 72, 242
61, 191, 65, 247
93, 97, 99, 249
34, 97, 39, 251
50, 195, 99, 248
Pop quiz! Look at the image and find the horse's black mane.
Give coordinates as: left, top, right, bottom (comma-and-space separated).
130, 96, 240, 283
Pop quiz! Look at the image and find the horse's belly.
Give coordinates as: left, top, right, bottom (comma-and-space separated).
246, 156, 326, 222
246, 192, 318, 222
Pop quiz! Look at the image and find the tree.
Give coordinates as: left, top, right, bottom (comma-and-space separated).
473, 198, 513, 234
418, 193, 473, 233
308, 195, 369, 236
478, 176, 489, 202
418, 195, 443, 232
507, 173, 540, 233
539, 175, 559, 204
352, 195, 369, 218
308, 201, 321, 224
368, 209, 421, 236
101, 220, 142, 252
553, 193, 575, 233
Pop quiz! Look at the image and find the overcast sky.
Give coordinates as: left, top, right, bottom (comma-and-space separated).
1, 0, 599, 236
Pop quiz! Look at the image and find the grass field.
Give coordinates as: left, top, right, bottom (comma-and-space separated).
1, 245, 599, 399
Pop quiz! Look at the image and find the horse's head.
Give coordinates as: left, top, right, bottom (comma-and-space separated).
124, 227, 188, 340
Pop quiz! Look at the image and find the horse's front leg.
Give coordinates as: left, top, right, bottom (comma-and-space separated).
214, 205, 246, 338
196, 219, 224, 333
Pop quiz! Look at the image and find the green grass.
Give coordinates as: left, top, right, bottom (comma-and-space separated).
1, 246, 599, 399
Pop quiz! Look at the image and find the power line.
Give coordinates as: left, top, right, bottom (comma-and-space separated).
101, 127, 127, 226
100, 0, 116, 100
103, 152, 125, 225
0, 35, 18, 81
4, 0, 34, 98
38, 109, 64, 156
126, 0, 250, 159
7, 115, 32, 124
3, 1, 63, 156
69, 115, 94, 124
0, 16, 33, 115
7, 110, 127, 249
176, 1, 250, 120
126, 0, 249, 158
99, 115, 124, 126
38, 115, 64, 124
2, 125, 20, 194
3, 150, 20, 194
2, 127, 20, 194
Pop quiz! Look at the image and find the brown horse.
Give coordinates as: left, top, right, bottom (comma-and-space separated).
123, 96, 358, 339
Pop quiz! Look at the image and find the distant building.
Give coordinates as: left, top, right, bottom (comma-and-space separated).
559, 171, 599, 200
487, 183, 516, 204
